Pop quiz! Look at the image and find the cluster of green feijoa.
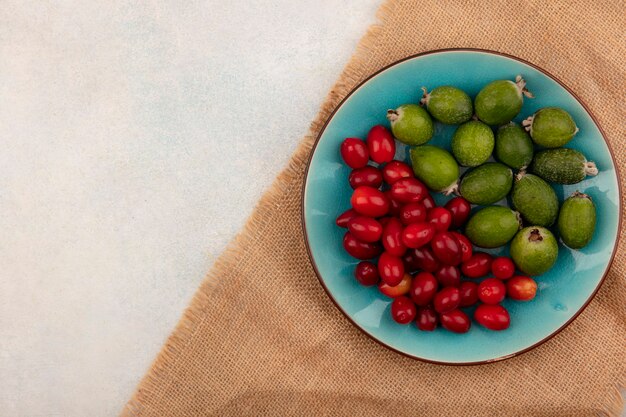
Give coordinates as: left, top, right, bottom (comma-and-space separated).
386, 76, 598, 276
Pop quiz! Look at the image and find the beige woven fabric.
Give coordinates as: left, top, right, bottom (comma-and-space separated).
122, 1, 626, 416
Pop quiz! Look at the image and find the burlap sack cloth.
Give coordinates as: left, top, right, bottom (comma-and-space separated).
122, 1, 626, 415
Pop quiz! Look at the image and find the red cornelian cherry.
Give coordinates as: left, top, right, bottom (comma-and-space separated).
451, 232, 473, 262
382, 160, 413, 184
507, 275, 537, 301
474, 304, 510, 331
340, 138, 369, 168
440, 309, 471, 333
401, 222, 436, 249
478, 278, 506, 304
348, 166, 383, 189
354, 261, 380, 286
459, 281, 479, 307
433, 287, 461, 314
461, 252, 493, 278
381, 218, 407, 257
391, 178, 427, 203
335, 208, 357, 228
366, 125, 395, 163
416, 306, 438, 331
430, 231, 462, 266
409, 271, 438, 306
379, 273, 412, 298
444, 196, 472, 228
378, 252, 405, 286
491, 256, 515, 280
391, 296, 417, 324
399, 202, 428, 225
347, 216, 383, 243
428, 207, 452, 232
342, 232, 382, 260
351, 186, 390, 217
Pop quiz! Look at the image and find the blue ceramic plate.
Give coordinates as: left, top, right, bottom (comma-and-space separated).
302, 49, 621, 364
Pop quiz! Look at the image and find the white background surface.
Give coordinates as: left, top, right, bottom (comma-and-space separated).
0, 1, 379, 415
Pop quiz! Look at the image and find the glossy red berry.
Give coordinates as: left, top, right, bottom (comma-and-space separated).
474, 304, 510, 331
354, 261, 380, 286
461, 252, 493, 278
335, 208, 357, 228
384, 190, 402, 217
382, 160, 413, 184
379, 273, 412, 298
391, 296, 417, 324
430, 231, 462, 266
433, 287, 461, 314
451, 232, 473, 262
444, 196, 472, 228
421, 194, 436, 211
478, 278, 506, 304
351, 186, 390, 217
459, 281, 479, 307
342, 232, 382, 260
366, 125, 395, 163
507, 276, 537, 301
435, 265, 461, 287
401, 222, 436, 249
340, 138, 369, 168
391, 178, 427, 203
440, 309, 471, 333
409, 271, 438, 306
381, 218, 407, 257
348, 166, 383, 189
428, 207, 452, 232
347, 216, 383, 243
409, 247, 440, 273
491, 257, 515, 280
378, 252, 405, 286
416, 306, 438, 331
399, 202, 428, 225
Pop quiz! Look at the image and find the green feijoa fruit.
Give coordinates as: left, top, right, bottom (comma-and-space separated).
558, 191, 596, 249
495, 122, 534, 169
475, 75, 533, 125
511, 172, 559, 227
451, 121, 495, 167
387, 104, 434, 145
523, 107, 578, 148
465, 206, 521, 248
510, 226, 558, 275
530, 148, 598, 184
421, 86, 473, 125
459, 163, 513, 205
410, 145, 459, 193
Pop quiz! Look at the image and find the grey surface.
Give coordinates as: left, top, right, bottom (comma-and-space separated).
0, 1, 378, 415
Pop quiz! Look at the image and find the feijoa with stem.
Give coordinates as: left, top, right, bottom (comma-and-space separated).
465, 206, 521, 248
495, 122, 534, 169
458, 162, 513, 205
420, 86, 473, 125
387, 104, 434, 145
451, 120, 495, 167
510, 226, 558, 275
558, 191, 596, 249
409, 145, 459, 194
530, 148, 598, 184
522, 107, 578, 148
511, 171, 559, 227
475, 75, 534, 125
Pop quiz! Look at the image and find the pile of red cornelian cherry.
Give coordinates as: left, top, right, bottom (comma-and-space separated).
336, 125, 538, 333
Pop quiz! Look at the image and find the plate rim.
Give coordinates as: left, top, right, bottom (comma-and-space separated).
301, 48, 622, 365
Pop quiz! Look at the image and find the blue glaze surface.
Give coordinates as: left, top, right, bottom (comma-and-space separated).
303, 50, 620, 364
